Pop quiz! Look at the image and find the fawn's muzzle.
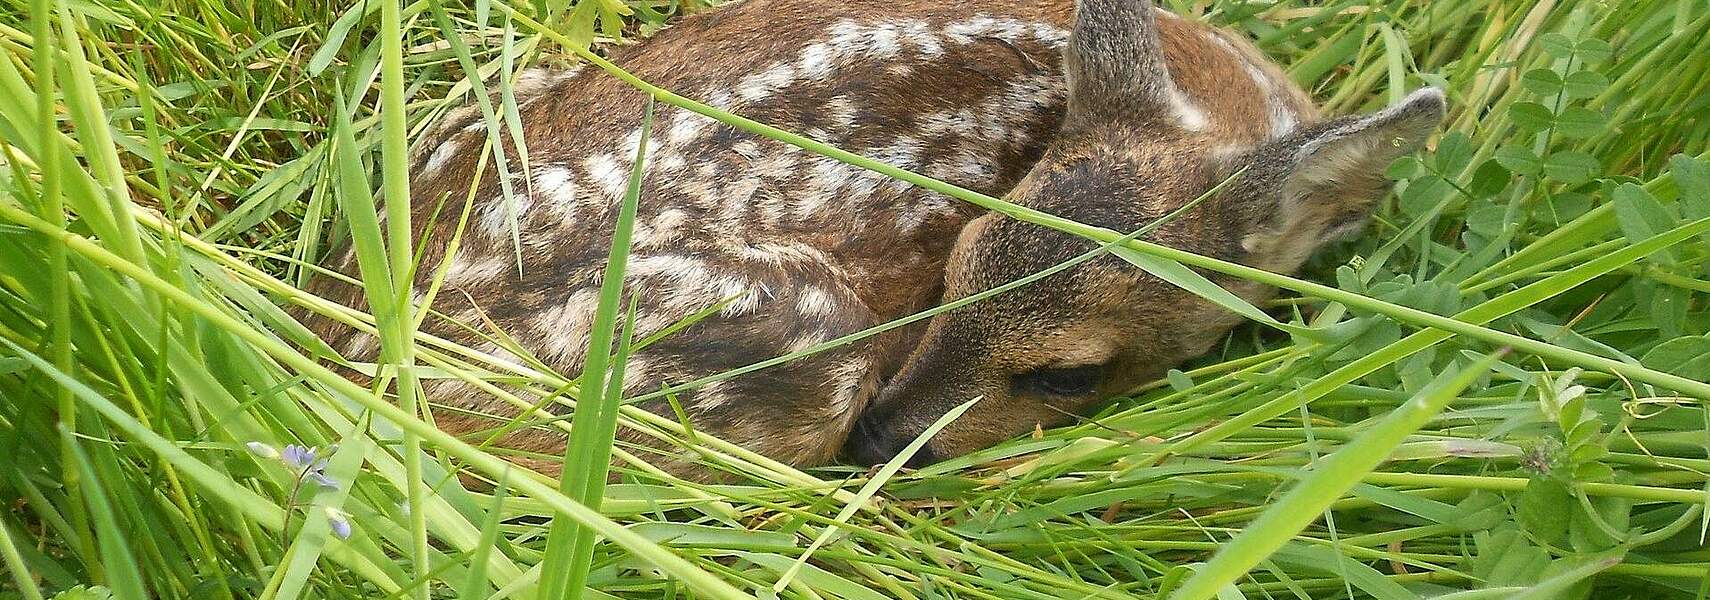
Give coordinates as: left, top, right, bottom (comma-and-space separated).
842, 412, 939, 468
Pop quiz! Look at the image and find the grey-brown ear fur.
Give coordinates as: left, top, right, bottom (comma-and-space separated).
1236, 87, 1447, 266
1064, 0, 1178, 123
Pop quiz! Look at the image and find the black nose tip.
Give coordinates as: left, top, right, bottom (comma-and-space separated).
843, 415, 939, 468
843, 415, 894, 466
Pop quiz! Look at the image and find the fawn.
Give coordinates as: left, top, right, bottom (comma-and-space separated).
305, 0, 1444, 475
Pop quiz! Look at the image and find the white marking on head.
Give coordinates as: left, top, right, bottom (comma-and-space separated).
1203, 31, 1297, 138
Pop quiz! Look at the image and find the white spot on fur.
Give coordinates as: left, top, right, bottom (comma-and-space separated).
787, 330, 829, 353
795, 286, 837, 317
737, 63, 797, 103
424, 138, 459, 174
944, 15, 1062, 45
534, 288, 601, 363
899, 20, 944, 57
692, 380, 730, 410
634, 208, 689, 248
828, 355, 871, 416
706, 89, 734, 110
1169, 88, 1210, 132
533, 166, 579, 220
446, 253, 509, 285
628, 255, 762, 317
869, 135, 922, 169
824, 95, 858, 131
584, 153, 629, 199
479, 193, 535, 235
668, 112, 709, 148
343, 333, 378, 358
798, 43, 835, 80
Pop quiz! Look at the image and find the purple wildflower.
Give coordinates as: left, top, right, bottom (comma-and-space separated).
324, 507, 352, 540
281, 444, 317, 469
281, 444, 339, 490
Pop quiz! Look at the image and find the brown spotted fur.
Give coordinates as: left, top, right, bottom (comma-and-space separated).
302, 0, 1443, 475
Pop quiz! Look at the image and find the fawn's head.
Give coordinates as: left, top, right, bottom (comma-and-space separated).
845, 0, 1445, 466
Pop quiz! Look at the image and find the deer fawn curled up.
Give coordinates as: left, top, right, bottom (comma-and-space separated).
305, 0, 1445, 475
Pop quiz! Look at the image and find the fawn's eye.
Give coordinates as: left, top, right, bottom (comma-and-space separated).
1013, 364, 1105, 397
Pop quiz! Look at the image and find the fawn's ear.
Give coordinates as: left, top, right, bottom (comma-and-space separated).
1236, 88, 1447, 263
1064, 0, 1182, 125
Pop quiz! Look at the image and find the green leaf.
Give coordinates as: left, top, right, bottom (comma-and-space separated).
1469, 527, 1552, 587
1538, 33, 1577, 58
1641, 335, 1710, 377
1552, 107, 1607, 138
1509, 101, 1556, 132
1520, 69, 1564, 96
1672, 154, 1710, 223
1495, 146, 1545, 176
308, 0, 376, 75
1575, 38, 1614, 63
1166, 369, 1194, 392
1111, 246, 1312, 338
1469, 159, 1512, 198
1560, 71, 1610, 99
1398, 174, 1452, 216
1167, 354, 1501, 600
1518, 477, 1574, 545
1541, 151, 1600, 185
1612, 183, 1680, 265
1434, 131, 1476, 173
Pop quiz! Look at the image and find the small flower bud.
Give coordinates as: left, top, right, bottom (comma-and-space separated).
245, 442, 279, 460
324, 507, 352, 540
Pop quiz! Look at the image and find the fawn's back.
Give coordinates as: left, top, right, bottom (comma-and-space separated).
306, 0, 1439, 474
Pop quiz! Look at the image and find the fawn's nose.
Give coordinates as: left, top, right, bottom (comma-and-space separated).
842, 413, 938, 468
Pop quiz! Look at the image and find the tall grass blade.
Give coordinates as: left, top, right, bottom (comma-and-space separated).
541, 98, 654, 599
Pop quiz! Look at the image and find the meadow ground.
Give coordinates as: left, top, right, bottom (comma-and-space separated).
2, 0, 1710, 598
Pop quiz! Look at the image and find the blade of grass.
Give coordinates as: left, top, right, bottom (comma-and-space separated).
1169, 350, 1508, 600
774, 396, 983, 592
542, 97, 652, 600
0, 203, 756, 599
376, 0, 429, 594
60, 425, 150, 600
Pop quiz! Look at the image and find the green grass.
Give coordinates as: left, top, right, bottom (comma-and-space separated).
2, 0, 1710, 598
